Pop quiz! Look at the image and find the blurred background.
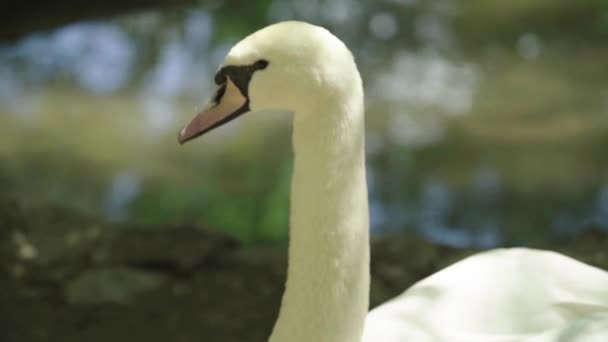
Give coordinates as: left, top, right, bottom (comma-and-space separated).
1, 0, 608, 341
2, 0, 608, 245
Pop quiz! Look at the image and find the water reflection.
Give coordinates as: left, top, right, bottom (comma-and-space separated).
9, 22, 135, 94
58, 23, 134, 93
369, 12, 398, 40
371, 51, 477, 115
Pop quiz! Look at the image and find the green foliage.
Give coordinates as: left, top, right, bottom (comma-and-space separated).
600, 0, 608, 32
212, 0, 274, 43
455, 0, 607, 48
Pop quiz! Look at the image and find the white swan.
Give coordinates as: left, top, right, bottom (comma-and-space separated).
178, 21, 608, 342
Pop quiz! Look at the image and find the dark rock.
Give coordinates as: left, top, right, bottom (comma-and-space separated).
95, 224, 240, 272
65, 267, 168, 304
1, 196, 607, 342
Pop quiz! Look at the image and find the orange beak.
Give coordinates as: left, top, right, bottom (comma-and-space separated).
178, 76, 249, 144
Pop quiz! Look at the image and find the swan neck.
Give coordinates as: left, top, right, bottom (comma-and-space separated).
269, 98, 369, 342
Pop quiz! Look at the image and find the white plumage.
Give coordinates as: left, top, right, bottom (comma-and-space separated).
179, 21, 608, 342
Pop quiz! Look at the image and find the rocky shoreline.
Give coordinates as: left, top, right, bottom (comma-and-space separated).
2, 197, 606, 342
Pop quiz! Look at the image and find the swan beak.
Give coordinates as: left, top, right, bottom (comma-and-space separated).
178, 76, 249, 144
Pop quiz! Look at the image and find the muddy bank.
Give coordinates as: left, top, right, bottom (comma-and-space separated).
1, 197, 607, 342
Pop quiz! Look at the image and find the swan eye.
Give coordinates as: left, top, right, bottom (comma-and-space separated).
212, 59, 270, 97
255, 59, 269, 69
213, 60, 268, 86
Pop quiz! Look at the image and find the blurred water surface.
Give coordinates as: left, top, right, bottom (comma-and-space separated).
1, 0, 607, 245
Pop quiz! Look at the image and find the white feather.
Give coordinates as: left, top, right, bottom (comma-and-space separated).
199, 21, 608, 342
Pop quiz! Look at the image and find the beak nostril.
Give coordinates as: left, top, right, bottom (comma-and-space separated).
178, 76, 249, 144
212, 83, 227, 104
180, 59, 269, 144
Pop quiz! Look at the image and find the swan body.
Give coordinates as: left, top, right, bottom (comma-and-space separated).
364, 248, 608, 342
178, 21, 608, 342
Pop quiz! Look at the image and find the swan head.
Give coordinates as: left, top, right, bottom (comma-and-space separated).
178, 20, 360, 144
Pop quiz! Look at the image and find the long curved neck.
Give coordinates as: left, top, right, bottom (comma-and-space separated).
269, 91, 370, 342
